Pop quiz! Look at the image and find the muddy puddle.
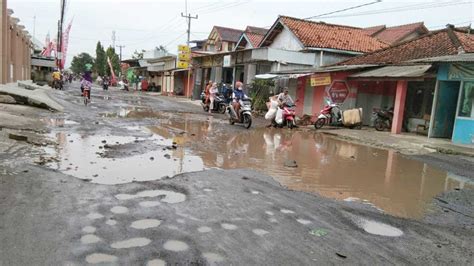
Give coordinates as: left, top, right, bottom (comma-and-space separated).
44, 133, 204, 185
44, 112, 474, 219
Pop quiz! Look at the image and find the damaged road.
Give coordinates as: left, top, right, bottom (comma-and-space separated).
0, 83, 473, 264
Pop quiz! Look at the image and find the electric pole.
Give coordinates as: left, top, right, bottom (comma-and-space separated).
57, 0, 66, 70
112, 30, 116, 48
116, 44, 125, 62
181, 12, 198, 47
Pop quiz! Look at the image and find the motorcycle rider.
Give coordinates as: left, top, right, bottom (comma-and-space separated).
232, 81, 247, 121
51, 69, 61, 89
277, 88, 294, 106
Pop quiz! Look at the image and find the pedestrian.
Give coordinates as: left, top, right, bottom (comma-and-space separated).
204, 80, 212, 105
209, 82, 218, 113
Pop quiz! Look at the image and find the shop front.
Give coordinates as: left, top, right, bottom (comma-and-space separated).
432, 62, 474, 145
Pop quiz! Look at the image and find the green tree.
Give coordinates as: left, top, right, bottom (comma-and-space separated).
132, 49, 146, 59
105, 46, 120, 76
70, 52, 95, 74
95, 41, 106, 76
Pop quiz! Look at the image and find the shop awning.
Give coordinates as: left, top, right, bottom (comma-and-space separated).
255, 74, 279, 79
349, 65, 432, 78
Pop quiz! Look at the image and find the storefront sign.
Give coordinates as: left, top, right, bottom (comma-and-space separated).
311, 73, 332, 87
328, 81, 349, 103
177, 44, 191, 69
223, 55, 231, 67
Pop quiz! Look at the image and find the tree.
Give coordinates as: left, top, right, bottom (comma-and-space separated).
132, 49, 146, 59
95, 41, 106, 76
70, 53, 95, 74
105, 46, 120, 76
156, 45, 168, 53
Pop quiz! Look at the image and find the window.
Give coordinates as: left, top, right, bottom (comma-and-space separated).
459, 81, 474, 118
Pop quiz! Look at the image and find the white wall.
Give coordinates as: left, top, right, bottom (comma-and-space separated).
269, 27, 304, 51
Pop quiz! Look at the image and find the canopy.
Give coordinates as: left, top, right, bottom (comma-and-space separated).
349, 65, 432, 78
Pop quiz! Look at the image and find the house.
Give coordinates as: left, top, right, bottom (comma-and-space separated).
364, 22, 429, 45
191, 16, 387, 99
260, 16, 388, 66
235, 26, 268, 50
204, 26, 243, 53
279, 25, 473, 146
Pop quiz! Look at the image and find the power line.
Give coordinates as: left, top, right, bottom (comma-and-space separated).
305, 0, 382, 20
200, 0, 251, 15
318, 1, 470, 19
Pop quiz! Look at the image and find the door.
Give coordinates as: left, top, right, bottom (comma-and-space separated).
431, 81, 460, 138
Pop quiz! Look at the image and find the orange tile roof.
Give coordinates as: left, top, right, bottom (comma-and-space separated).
364, 25, 386, 36
372, 22, 428, 45
339, 27, 474, 65
246, 32, 265, 48
278, 16, 388, 53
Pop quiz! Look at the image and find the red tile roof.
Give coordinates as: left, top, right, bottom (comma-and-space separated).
364, 25, 386, 36
372, 22, 428, 45
339, 27, 474, 65
214, 26, 243, 43
240, 26, 267, 47
275, 16, 388, 53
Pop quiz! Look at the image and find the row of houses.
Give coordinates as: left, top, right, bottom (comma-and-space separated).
125, 15, 473, 146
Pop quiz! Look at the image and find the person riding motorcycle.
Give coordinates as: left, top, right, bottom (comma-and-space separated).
52, 69, 61, 89
232, 81, 248, 121
277, 88, 294, 107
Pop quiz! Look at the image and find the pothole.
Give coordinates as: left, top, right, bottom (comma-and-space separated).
355, 218, 403, 237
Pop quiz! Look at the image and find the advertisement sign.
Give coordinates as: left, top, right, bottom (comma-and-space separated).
177, 61, 189, 69
177, 44, 191, 69
328, 81, 350, 103
310, 73, 331, 87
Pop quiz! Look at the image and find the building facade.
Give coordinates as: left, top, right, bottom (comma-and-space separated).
0, 1, 32, 84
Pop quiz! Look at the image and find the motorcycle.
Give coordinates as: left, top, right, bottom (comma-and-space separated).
373, 107, 393, 131
102, 80, 109, 91
314, 101, 343, 129
52, 79, 63, 90
200, 92, 227, 114
227, 98, 253, 129
273, 103, 297, 129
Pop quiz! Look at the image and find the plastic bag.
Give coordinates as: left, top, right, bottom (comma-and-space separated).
265, 108, 277, 120
275, 108, 283, 124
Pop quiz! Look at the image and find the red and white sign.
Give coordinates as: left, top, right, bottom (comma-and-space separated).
328, 81, 349, 103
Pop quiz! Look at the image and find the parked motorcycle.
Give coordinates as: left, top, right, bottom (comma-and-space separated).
200, 92, 227, 113
273, 103, 297, 129
373, 107, 394, 131
52, 79, 63, 90
314, 101, 343, 129
227, 98, 253, 129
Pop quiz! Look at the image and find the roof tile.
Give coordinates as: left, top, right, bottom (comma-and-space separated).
279, 16, 388, 53
340, 28, 474, 65
214, 26, 243, 43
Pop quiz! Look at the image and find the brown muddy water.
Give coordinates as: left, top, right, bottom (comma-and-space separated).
45, 111, 473, 219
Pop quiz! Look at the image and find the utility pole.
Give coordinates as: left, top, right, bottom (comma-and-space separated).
181, 0, 198, 98
116, 44, 125, 62
33, 15, 36, 40
112, 30, 116, 48
57, 0, 66, 70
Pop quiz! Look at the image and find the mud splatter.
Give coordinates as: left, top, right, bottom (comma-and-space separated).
110, 206, 129, 214
111, 237, 151, 249
147, 259, 166, 266
81, 234, 101, 244
82, 226, 96, 234
221, 223, 238, 230
163, 240, 189, 252
87, 213, 104, 220
203, 252, 225, 264
252, 229, 269, 236
85, 253, 118, 264
130, 219, 161, 229
198, 226, 212, 233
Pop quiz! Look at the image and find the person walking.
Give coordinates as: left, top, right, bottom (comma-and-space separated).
209, 82, 218, 113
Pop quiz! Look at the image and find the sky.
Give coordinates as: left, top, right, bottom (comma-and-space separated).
7, 0, 474, 67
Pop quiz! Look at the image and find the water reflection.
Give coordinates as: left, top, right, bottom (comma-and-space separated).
145, 115, 472, 219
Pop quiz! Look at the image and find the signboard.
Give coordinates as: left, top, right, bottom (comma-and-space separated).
328, 81, 349, 103
177, 44, 191, 69
223, 55, 231, 67
310, 73, 331, 87
177, 61, 189, 69
178, 53, 191, 61
178, 45, 190, 53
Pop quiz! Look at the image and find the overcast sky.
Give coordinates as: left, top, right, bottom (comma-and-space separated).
7, 0, 474, 67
